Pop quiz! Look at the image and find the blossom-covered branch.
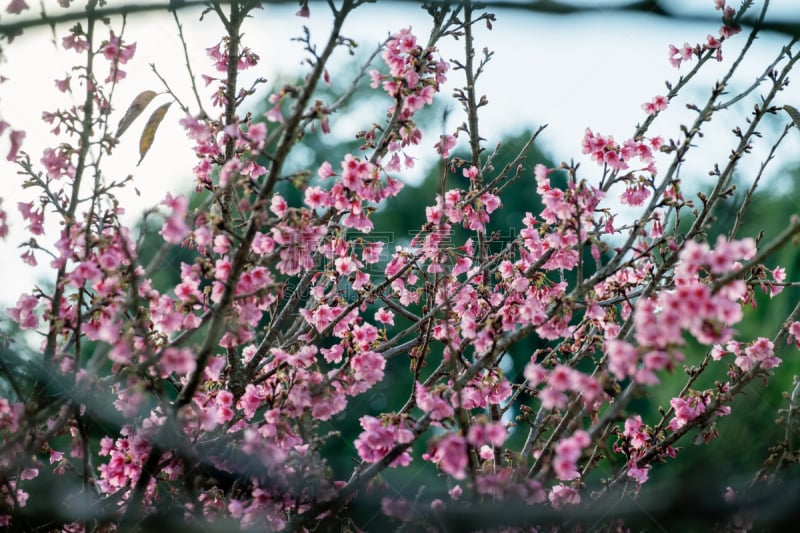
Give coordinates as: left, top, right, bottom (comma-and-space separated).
1, 0, 800, 531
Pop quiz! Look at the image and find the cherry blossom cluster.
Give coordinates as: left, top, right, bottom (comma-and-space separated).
617, 414, 656, 485
581, 127, 662, 175
608, 237, 758, 378
369, 27, 449, 167
370, 27, 449, 122
355, 415, 415, 467
642, 94, 669, 116
668, 0, 739, 68
0, 0, 798, 530
101, 31, 137, 83
206, 37, 261, 109
0, 398, 31, 526
712, 337, 781, 372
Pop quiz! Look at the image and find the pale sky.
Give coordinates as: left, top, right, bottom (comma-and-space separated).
1, 0, 799, 304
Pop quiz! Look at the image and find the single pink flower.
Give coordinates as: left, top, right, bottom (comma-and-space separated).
434, 134, 457, 158
5, 0, 29, 14
7, 129, 24, 161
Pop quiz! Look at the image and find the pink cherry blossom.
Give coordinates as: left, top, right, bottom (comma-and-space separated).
429, 434, 467, 479
6, 129, 24, 161
374, 307, 395, 325
435, 134, 457, 158
7, 293, 39, 329
548, 484, 580, 509
160, 193, 189, 244
5, 0, 28, 14
642, 94, 669, 115
102, 32, 136, 63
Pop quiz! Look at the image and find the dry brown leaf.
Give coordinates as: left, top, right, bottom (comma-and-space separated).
137, 102, 172, 166
785, 105, 800, 131
115, 90, 157, 139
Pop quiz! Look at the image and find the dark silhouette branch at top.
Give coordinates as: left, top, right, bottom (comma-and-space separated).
487, 0, 671, 16
0, 1, 224, 39
1, 0, 800, 40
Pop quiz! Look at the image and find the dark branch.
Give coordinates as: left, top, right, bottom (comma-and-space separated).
2, 1, 800, 40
